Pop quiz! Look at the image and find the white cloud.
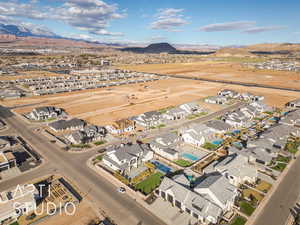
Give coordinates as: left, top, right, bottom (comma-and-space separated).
150, 8, 188, 32
0, 1, 48, 20
243, 26, 286, 34
51, 0, 126, 36
200, 21, 256, 32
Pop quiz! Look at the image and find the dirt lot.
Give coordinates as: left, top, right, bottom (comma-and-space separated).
36, 200, 100, 225
2, 76, 300, 125
3, 79, 226, 125
120, 61, 300, 90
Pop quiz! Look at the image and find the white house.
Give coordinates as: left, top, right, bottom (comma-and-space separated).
102, 144, 153, 175
158, 175, 223, 224
208, 154, 258, 187
194, 172, 239, 212
180, 124, 215, 147
0, 185, 38, 224
163, 107, 187, 120
29, 106, 64, 121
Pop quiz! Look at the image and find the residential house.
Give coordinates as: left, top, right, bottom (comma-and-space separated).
204, 154, 258, 187
204, 120, 232, 134
218, 89, 240, 98
240, 92, 264, 102
193, 172, 239, 211
102, 144, 153, 176
0, 151, 16, 172
286, 99, 300, 108
29, 106, 64, 121
157, 175, 223, 224
228, 139, 277, 166
106, 119, 135, 135
163, 107, 187, 120
132, 111, 162, 128
280, 109, 300, 127
205, 96, 228, 105
65, 125, 107, 144
179, 102, 201, 114
179, 124, 215, 147
223, 109, 252, 128
0, 185, 38, 224
49, 118, 85, 132
150, 133, 181, 161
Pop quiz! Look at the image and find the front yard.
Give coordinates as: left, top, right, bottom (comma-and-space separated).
256, 180, 272, 193
271, 162, 287, 172
242, 188, 264, 204
230, 216, 247, 225
135, 172, 164, 195
285, 141, 300, 154
239, 201, 255, 216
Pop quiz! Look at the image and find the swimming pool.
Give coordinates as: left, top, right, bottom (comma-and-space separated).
233, 130, 240, 134
182, 153, 199, 161
151, 160, 172, 174
212, 139, 224, 146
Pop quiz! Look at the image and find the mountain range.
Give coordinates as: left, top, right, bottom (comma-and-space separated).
0, 23, 59, 38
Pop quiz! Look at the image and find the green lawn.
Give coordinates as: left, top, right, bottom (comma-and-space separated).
272, 162, 287, 172
94, 140, 106, 146
285, 141, 300, 154
70, 143, 91, 148
135, 172, 163, 195
10, 222, 19, 225
186, 112, 208, 120
174, 159, 192, 167
276, 155, 290, 163
202, 142, 218, 150
95, 155, 103, 161
230, 216, 247, 225
239, 201, 255, 216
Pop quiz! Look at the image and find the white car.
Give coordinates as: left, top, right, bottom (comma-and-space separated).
117, 187, 126, 193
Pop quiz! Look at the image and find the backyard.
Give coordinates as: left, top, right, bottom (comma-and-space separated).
285, 141, 300, 154
135, 172, 164, 195
174, 159, 192, 167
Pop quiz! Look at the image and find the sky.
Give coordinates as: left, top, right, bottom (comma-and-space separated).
0, 0, 299, 45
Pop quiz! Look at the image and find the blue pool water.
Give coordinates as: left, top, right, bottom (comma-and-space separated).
233, 142, 243, 148
233, 130, 241, 134
182, 153, 199, 161
152, 160, 172, 174
269, 117, 277, 121
212, 139, 224, 146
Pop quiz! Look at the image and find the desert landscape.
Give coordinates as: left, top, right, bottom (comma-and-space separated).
2, 77, 299, 126
120, 61, 300, 90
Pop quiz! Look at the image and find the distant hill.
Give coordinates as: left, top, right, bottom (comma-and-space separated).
122, 43, 177, 54
0, 23, 60, 38
121, 42, 215, 55
213, 47, 255, 57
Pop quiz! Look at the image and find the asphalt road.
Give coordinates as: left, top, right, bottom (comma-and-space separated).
0, 103, 243, 225
252, 154, 300, 225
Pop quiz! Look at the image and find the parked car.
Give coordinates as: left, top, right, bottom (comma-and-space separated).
117, 187, 126, 193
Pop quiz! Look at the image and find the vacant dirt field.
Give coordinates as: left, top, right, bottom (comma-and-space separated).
120, 61, 300, 90
3, 79, 226, 125
3, 77, 299, 126
37, 200, 100, 225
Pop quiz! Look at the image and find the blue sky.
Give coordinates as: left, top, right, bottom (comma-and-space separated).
0, 0, 299, 45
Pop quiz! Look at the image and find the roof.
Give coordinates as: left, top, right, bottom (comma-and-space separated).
49, 118, 85, 130
205, 120, 231, 131
194, 172, 237, 205
159, 177, 223, 220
